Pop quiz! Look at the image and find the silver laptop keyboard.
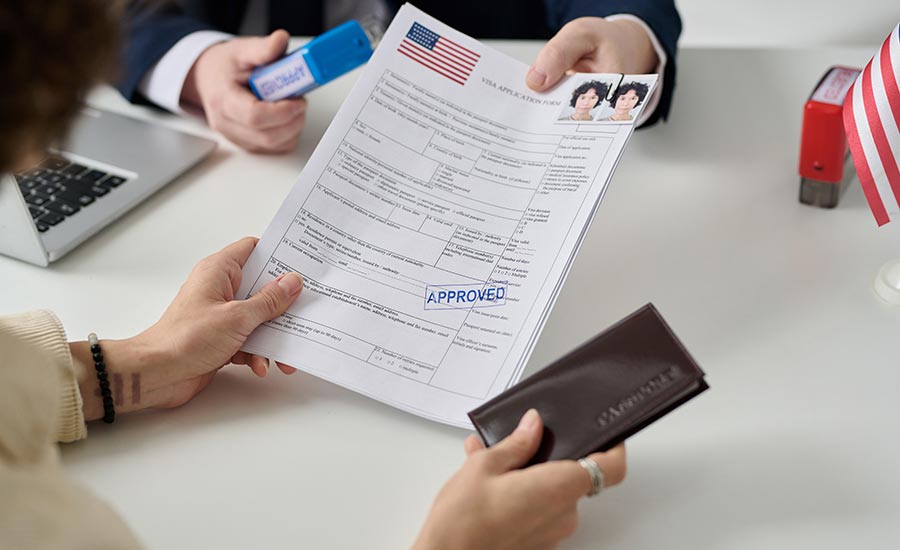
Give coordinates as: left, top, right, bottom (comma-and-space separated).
15, 155, 130, 233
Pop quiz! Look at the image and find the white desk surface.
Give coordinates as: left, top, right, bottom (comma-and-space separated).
3, 44, 899, 549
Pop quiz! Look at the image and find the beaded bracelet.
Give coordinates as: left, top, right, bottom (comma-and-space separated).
88, 333, 115, 423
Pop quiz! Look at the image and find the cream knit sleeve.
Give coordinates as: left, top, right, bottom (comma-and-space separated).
0, 310, 86, 442
0, 311, 143, 548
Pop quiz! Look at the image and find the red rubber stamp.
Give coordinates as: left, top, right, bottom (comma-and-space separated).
798, 66, 862, 207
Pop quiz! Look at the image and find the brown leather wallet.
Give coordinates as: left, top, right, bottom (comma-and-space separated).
468, 304, 708, 464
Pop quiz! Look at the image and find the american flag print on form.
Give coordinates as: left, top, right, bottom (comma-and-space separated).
843, 24, 900, 226
397, 22, 480, 85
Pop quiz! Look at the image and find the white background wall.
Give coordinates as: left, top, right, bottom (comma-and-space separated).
678, 0, 895, 48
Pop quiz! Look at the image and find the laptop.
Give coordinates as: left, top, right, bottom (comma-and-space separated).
0, 106, 217, 266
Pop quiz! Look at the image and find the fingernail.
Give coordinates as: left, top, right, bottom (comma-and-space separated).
276, 272, 303, 295
527, 66, 547, 88
516, 408, 540, 432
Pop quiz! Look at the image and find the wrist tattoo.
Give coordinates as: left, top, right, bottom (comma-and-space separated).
94, 372, 142, 405
114, 372, 124, 405
131, 373, 141, 405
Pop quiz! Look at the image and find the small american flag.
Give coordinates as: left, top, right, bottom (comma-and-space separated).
844, 24, 900, 226
397, 22, 480, 85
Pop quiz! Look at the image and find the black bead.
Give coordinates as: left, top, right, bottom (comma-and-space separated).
90, 339, 115, 423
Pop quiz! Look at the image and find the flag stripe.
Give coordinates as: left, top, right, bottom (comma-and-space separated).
399, 40, 469, 81
873, 35, 900, 179
397, 46, 466, 85
434, 41, 476, 70
428, 41, 475, 73
436, 36, 480, 62
860, 53, 900, 206
844, 83, 891, 225
399, 40, 468, 80
879, 29, 900, 140
853, 69, 899, 217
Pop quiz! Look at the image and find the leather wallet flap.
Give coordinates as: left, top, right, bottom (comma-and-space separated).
468, 304, 707, 463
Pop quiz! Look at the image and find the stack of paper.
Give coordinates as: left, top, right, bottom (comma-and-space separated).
238, 4, 657, 427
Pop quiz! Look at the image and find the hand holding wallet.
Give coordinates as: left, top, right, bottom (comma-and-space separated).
468, 304, 708, 464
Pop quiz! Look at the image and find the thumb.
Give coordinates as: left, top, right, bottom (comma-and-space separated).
237, 272, 303, 330
526, 24, 597, 91
480, 409, 543, 474
238, 29, 290, 67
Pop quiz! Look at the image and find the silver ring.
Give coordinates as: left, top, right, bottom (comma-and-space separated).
577, 457, 605, 497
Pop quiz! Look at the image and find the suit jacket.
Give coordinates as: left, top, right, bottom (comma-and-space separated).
121, 0, 681, 125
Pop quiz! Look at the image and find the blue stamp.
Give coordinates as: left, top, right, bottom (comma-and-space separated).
424, 282, 508, 310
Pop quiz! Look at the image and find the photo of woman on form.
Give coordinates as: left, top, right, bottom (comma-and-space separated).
596, 80, 651, 122
557, 79, 610, 121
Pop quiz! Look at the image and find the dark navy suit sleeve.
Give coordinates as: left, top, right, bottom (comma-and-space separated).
117, 3, 215, 103
544, 0, 682, 126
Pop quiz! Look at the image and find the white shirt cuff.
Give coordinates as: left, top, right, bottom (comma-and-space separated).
137, 30, 234, 114
605, 14, 668, 126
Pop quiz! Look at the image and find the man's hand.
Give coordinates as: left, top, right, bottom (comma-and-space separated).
181, 30, 307, 153
526, 17, 658, 92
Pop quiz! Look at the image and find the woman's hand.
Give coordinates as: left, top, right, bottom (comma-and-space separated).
414, 409, 626, 550
72, 237, 303, 419
526, 17, 658, 92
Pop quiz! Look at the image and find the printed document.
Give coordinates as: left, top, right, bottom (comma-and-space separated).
238, 4, 658, 427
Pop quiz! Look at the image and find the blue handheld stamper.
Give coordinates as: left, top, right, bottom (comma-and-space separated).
248, 19, 380, 101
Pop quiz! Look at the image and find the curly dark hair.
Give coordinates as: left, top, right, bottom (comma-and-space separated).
0, 1, 121, 172
568, 80, 609, 109
610, 81, 650, 109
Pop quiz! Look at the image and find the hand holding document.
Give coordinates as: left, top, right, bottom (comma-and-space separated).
237, 4, 658, 427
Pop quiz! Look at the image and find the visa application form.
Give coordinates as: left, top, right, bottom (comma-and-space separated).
237, 4, 658, 427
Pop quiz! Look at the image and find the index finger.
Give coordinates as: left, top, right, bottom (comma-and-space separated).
527, 20, 598, 91
216, 236, 260, 268
274, 361, 298, 375
224, 85, 307, 129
